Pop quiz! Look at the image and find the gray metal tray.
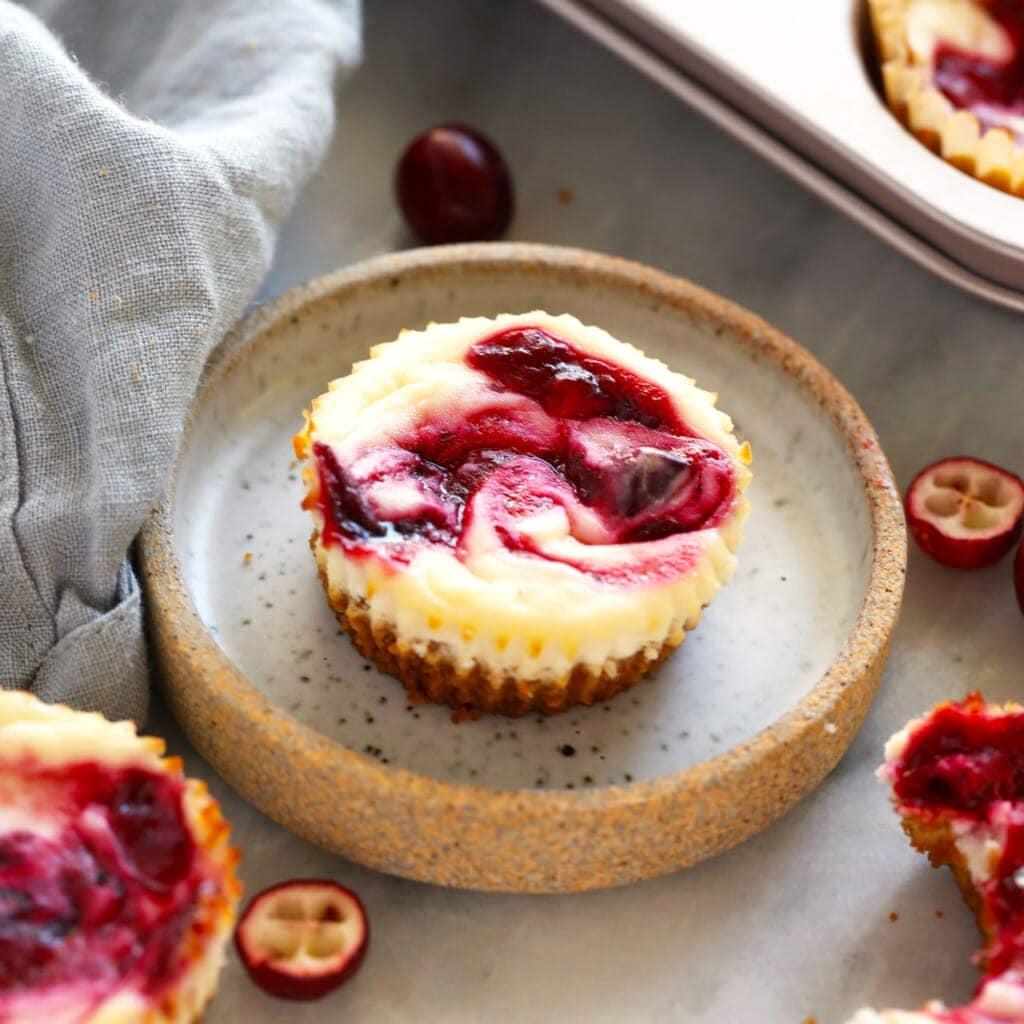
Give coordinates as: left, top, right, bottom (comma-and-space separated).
537, 0, 1024, 314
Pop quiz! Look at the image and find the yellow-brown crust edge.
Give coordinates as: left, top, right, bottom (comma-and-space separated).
154, 772, 242, 1024
867, 0, 1024, 194
312, 536, 679, 720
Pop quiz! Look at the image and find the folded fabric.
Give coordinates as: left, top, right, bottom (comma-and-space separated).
0, 0, 360, 723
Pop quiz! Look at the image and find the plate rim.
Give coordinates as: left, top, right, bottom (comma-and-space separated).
140, 242, 906, 892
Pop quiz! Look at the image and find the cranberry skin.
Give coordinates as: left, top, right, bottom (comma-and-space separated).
904, 457, 1024, 569
1015, 540, 1024, 616
235, 880, 369, 1001
395, 124, 513, 244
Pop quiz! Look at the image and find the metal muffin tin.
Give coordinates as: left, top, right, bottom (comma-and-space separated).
536, 0, 1024, 314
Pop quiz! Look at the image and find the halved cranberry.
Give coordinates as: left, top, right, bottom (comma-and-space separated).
235, 880, 368, 1001
905, 457, 1024, 569
395, 124, 513, 244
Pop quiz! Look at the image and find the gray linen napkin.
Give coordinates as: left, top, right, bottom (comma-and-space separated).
0, 0, 360, 723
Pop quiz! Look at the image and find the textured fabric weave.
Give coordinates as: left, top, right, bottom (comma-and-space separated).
0, 0, 360, 722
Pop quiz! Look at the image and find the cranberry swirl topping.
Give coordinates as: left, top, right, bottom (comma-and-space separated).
932, 1, 1024, 128
0, 761, 204, 1018
310, 327, 739, 587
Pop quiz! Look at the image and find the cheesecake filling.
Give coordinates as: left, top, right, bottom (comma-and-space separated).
909, 0, 1024, 138
309, 326, 738, 588
0, 758, 205, 1022
882, 696, 1024, 1021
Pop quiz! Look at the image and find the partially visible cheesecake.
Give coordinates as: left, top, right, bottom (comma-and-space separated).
869, 0, 1024, 193
847, 694, 1024, 1022
0, 690, 240, 1023
295, 312, 751, 718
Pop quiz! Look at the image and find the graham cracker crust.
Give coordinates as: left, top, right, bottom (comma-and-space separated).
312, 534, 679, 719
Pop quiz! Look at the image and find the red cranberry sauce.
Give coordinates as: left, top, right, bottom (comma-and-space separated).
0, 760, 203, 1012
313, 327, 737, 583
891, 696, 1024, 986
986, 805, 1024, 979
892, 696, 1024, 819
933, 1, 1024, 123
464, 327, 689, 432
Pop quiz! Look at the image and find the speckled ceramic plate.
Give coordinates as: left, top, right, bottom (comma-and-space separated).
140, 243, 905, 893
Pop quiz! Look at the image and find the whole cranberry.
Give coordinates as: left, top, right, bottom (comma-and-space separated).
395, 124, 514, 244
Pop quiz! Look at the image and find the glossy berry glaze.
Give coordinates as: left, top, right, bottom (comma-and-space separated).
0, 759, 203, 1020
887, 695, 1024, 1021
933, 1, 1024, 131
310, 327, 738, 587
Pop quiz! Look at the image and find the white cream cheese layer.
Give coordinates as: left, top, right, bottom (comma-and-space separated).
301, 312, 751, 681
0, 690, 165, 770
906, 0, 1012, 66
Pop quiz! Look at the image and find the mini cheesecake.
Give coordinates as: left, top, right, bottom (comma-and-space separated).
869, 0, 1024, 193
0, 690, 240, 1024
294, 312, 751, 718
848, 695, 1024, 1022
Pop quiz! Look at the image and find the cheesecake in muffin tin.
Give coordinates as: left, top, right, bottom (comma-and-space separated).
0, 690, 240, 1023
870, 0, 1024, 194
294, 312, 751, 718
